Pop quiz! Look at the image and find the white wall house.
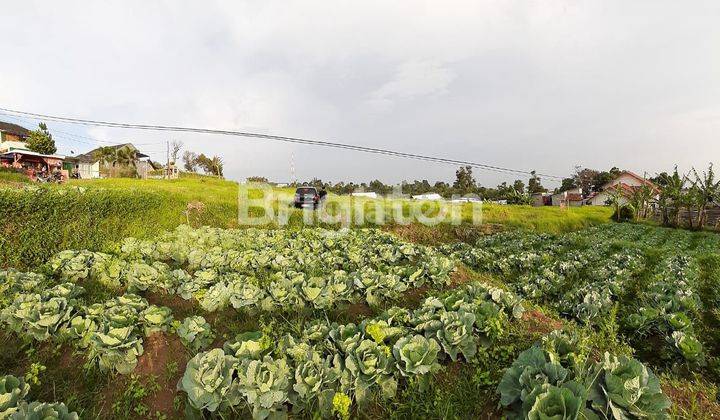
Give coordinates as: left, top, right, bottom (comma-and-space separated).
351, 192, 378, 199
587, 171, 658, 206
551, 187, 583, 207
411, 193, 443, 200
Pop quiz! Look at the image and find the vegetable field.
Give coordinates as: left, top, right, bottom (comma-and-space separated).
1, 223, 719, 418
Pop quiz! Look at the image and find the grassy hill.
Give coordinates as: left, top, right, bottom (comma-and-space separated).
0, 176, 612, 269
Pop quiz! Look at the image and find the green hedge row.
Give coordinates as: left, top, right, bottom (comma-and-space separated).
0, 187, 177, 270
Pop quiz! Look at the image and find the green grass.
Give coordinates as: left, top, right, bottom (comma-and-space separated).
0, 168, 31, 185
1, 177, 612, 270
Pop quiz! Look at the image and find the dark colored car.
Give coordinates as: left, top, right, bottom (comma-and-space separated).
293, 187, 321, 209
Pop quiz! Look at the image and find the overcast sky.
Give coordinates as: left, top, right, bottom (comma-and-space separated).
2, 1, 719, 187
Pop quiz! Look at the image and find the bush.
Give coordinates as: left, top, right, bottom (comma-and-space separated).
0, 187, 171, 269
612, 205, 634, 222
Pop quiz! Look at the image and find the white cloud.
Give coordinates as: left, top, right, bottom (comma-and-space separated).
1, 0, 719, 185
366, 61, 456, 111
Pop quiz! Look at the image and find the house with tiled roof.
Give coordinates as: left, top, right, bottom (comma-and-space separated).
551, 187, 584, 207
586, 171, 659, 206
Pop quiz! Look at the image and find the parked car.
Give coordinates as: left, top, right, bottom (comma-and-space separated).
294, 186, 323, 209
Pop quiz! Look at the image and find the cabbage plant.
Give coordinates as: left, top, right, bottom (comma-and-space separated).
0, 375, 29, 416
236, 356, 292, 419
178, 348, 240, 413
176, 316, 215, 352
435, 310, 477, 361
345, 339, 397, 404
223, 331, 269, 360
10, 401, 79, 420
139, 305, 173, 336
392, 335, 440, 377
588, 353, 671, 419
88, 325, 144, 374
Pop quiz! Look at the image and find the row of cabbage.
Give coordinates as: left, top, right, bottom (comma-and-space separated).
0, 270, 173, 374
48, 226, 455, 311
441, 226, 706, 365
0, 374, 78, 419
497, 331, 670, 419
176, 280, 524, 419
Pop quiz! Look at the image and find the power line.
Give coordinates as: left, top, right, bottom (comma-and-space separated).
0, 106, 565, 180
0, 112, 163, 147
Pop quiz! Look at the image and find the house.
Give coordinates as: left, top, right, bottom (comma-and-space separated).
586, 171, 659, 206
351, 192, 378, 199
0, 149, 66, 174
411, 193, 443, 200
531, 192, 552, 207
0, 122, 66, 176
73, 143, 159, 179
551, 187, 584, 207
0, 122, 31, 153
63, 155, 100, 179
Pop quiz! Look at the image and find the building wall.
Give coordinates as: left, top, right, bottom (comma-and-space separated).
608, 173, 645, 188
0, 140, 28, 153
551, 193, 565, 206
588, 191, 630, 206
78, 162, 100, 179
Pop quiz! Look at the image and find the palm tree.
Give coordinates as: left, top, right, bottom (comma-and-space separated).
115, 148, 138, 168
210, 156, 223, 177
93, 146, 116, 165
93, 147, 117, 177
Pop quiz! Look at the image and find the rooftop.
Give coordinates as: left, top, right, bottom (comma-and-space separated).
0, 121, 31, 137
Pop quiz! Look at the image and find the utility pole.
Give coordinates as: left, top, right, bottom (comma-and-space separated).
166, 140, 170, 179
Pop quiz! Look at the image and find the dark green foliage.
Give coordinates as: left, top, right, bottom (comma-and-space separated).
612, 205, 634, 222
0, 187, 167, 269
25, 123, 57, 155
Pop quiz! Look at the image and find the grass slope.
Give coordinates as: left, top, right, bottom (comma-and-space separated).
1, 176, 611, 269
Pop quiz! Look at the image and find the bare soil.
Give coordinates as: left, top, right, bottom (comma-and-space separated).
135, 332, 189, 418
521, 309, 563, 334
663, 382, 720, 419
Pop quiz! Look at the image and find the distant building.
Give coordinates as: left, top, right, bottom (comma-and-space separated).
0, 121, 31, 152
0, 121, 66, 176
586, 171, 659, 206
411, 193, 443, 200
531, 192, 552, 207
351, 192, 378, 199
551, 187, 584, 207
73, 143, 159, 179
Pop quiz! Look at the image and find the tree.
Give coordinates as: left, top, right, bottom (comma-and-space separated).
573, 167, 599, 195
210, 156, 223, 177
195, 153, 223, 177
114, 147, 138, 168
512, 180, 525, 194
183, 151, 199, 172
689, 163, 720, 229
606, 184, 627, 222
368, 180, 391, 195
527, 170, 546, 194
629, 184, 653, 220
170, 141, 183, 164
94, 146, 116, 166
557, 177, 577, 193
654, 167, 684, 226
453, 166, 476, 195
26, 123, 57, 155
